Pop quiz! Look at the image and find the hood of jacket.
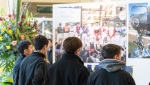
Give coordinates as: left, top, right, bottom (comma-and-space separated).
99, 59, 125, 72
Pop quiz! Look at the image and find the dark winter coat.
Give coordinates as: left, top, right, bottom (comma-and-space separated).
86, 59, 136, 85
46, 53, 90, 85
13, 54, 26, 85
18, 52, 48, 85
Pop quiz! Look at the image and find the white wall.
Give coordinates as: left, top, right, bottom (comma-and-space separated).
0, 0, 7, 14
127, 59, 150, 85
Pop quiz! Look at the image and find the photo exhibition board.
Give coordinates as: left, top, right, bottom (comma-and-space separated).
53, 2, 127, 73
127, 1, 150, 85
53, 2, 127, 62
53, 1, 150, 85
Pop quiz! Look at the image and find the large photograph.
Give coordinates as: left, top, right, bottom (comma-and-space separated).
53, 3, 127, 64
80, 4, 127, 63
128, 3, 150, 58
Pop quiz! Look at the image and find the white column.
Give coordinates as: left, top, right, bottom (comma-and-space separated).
7, 0, 15, 14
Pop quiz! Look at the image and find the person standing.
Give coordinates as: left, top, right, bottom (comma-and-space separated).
13, 40, 33, 85
76, 22, 81, 39
101, 22, 108, 45
63, 22, 70, 40
46, 37, 90, 85
69, 25, 76, 37
56, 23, 63, 42
120, 23, 126, 46
108, 22, 116, 44
48, 39, 53, 64
115, 23, 121, 46
18, 35, 49, 85
94, 22, 101, 47
86, 44, 136, 85
81, 23, 89, 46
88, 23, 95, 47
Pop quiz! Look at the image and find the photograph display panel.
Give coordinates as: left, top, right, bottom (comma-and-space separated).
53, 3, 127, 64
128, 2, 150, 58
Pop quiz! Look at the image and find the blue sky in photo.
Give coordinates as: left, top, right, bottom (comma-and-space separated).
128, 3, 148, 21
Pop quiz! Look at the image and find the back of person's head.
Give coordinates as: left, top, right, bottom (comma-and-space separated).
17, 40, 32, 54
34, 35, 48, 50
101, 44, 121, 59
63, 37, 82, 55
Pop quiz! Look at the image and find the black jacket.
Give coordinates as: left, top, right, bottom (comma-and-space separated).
46, 53, 90, 85
86, 68, 135, 85
86, 59, 136, 85
18, 52, 48, 85
48, 50, 52, 64
13, 54, 26, 85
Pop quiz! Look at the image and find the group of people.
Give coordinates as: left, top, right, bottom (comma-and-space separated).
56, 22, 126, 47
13, 35, 135, 85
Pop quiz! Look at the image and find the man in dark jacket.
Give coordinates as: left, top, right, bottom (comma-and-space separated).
46, 37, 90, 85
18, 35, 49, 85
86, 44, 136, 85
13, 40, 33, 85
48, 39, 53, 64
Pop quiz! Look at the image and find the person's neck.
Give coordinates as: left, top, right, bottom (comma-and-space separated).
49, 48, 52, 51
50, 47, 52, 49
34, 50, 45, 55
23, 53, 27, 57
24, 54, 28, 56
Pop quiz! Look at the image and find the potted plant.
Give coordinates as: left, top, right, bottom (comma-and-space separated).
0, 0, 38, 84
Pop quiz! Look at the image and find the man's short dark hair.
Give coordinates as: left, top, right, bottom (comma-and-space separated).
104, 22, 107, 25
122, 23, 125, 25
17, 40, 31, 54
34, 35, 48, 50
101, 44, 121, 59
63, 37, 82, 54
117, 23, 120, 25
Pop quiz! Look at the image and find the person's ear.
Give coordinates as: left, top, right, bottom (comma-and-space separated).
24, 49, 28, 55
114, 55, 120, 60
75, 48, 81, 56
44, 45, 48, 50
113, 55, 118, 60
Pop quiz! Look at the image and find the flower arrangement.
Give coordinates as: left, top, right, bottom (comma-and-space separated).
0, 8, 38, 72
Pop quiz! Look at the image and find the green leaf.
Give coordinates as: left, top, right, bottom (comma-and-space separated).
26, 10, 29, 19
1, 52, 9, 58
31, 13, 33, 20
16, 28, 20, 35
